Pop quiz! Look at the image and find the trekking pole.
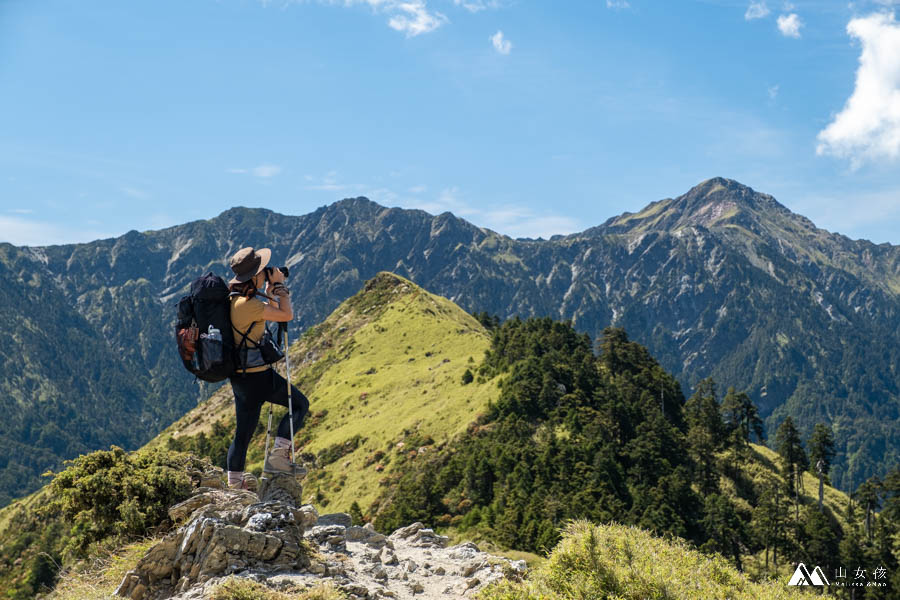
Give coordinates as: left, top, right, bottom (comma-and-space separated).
262, 399, 274, 476
280, 321, 296, 468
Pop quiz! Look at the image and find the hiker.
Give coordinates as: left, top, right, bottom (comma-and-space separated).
225, 246, 309, 490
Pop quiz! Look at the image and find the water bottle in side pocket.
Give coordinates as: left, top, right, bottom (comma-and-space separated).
200, 324, 223, 371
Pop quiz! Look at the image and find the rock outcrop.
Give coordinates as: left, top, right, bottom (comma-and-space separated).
115, 473, 317, 600
116, 473, 525, 599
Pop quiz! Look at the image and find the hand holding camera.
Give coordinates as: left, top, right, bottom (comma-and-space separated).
264, 265, 290, 295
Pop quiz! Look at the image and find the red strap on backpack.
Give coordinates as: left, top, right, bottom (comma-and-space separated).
177, 325, 199, 361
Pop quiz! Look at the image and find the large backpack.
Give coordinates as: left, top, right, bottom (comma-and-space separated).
175, 273, 242, 382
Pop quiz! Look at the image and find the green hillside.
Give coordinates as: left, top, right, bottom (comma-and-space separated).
151, 271, 501, 513
3, 272, 896, 599
0, 244, 160, 506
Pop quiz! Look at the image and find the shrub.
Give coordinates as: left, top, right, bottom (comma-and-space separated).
45, 446, 207, 556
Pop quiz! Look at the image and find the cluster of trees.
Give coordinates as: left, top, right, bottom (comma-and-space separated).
371, 316, 900, 594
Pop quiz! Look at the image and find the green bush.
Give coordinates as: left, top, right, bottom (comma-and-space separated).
45, 446, 207, 556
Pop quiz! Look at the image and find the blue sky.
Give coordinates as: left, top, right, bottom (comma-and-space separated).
1, 0, 899, 245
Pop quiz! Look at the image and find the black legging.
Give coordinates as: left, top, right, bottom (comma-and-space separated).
226, 368, 309, 472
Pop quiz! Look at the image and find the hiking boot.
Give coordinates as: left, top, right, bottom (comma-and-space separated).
264, 447, 308, 477
229, 472, 258, 492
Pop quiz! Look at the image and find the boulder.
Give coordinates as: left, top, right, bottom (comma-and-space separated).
115, 475, 311, 600
316, 512, 353, 527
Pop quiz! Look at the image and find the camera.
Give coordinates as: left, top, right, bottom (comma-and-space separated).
264, 265, 290, 279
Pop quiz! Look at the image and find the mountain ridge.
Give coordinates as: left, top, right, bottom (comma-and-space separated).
0, 178, 897, 500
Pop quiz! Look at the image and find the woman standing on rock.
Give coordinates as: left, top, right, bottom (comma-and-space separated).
225, 246, 309, 490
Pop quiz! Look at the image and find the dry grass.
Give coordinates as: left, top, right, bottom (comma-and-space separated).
45, 537, 158, 600
477, 520, 815, 600
208, 577, 345, 600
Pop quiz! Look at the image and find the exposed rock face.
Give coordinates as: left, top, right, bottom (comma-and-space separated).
115, 474, 315, 600
116, 482, 525, 599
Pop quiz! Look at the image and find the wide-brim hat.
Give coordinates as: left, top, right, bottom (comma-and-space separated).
229, 247, 272, 285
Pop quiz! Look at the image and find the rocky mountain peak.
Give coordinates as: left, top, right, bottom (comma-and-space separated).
597, 177, 807, 241
328, 196, 386, 218
674, 177, 785, 224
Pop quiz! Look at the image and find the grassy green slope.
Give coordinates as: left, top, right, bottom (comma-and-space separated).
149, 271, 500, 513
735, 444, 852, 582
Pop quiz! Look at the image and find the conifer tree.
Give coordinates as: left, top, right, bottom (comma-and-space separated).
839, 527, 868, 598
684, 378, 726, 495
751, 476, 784, 571
720, 387, 763, 447
800, 507, 839, 573
881, 467, 900, 522
855, 476, 882, 542
700, 494, 747, 571
808, 423, 835, 510
775, 416, 808, 521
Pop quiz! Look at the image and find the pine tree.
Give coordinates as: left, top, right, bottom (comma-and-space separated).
775, 416, 808, 521
700, 494, 747, 571
751, 476, 784, 572
867, 515, 899, 600
800, 507, 839, 573
720, 386, 764, 447
684, 378, 726, 495
349, 501, 365, 526
878, 466, 900, 522
855, 476, 882, 542
807, 423, 835, 511
839, 527, 868, 600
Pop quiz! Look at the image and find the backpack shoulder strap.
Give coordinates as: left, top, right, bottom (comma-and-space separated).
233, 323, 255, 349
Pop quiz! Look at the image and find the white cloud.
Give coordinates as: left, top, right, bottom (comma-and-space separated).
490, 30, 512, 54
0, 216, 114, 246
228, 164, 283, 178
453, 0, 499, 12
400, 187, 581, 239
259, 1, 446, 36
777, 13, 803, 37
387, 1, 447, 37
817, 12, 900, 165
768, 84, 780, 100
745, 2, 770, 20
606, 0, 630, 8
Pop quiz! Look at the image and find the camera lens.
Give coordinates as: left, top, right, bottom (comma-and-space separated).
265, 265, 289, 278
